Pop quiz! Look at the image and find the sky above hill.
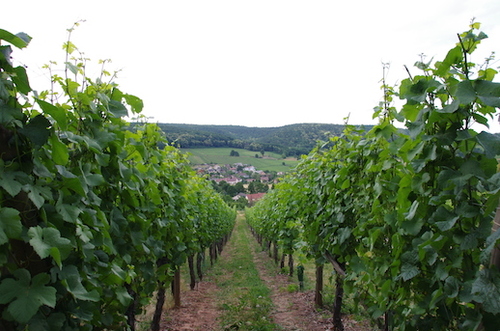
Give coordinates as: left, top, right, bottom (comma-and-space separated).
4, 0, 500, 131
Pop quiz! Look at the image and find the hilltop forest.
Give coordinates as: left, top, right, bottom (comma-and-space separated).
146, 123, 374, 157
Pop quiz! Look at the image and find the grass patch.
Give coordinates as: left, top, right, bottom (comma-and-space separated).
182, 147, 300, 172
211, 214, 279, 330
262, 247, 369, 319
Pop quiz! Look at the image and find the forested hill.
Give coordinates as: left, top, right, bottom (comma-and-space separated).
148, 123, 374, 157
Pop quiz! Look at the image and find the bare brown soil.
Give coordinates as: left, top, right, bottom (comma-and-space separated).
160, 238, 374, 331
160, 279, 220, 331
251, 249, 374, 331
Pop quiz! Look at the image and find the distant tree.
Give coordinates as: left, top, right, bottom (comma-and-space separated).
234, 196, 248, 210
230, 150, 239, 157
234, 182, 246, 194
248, 181, 256, 194
221, 194, 233, 205
260, 182, 269, 193
217, 180, 230, 193
213, 180, 242, 196
248, 181, 268, 194
226, 185, 238, 196
261, 150, 265, 156
255, 154, 259, 158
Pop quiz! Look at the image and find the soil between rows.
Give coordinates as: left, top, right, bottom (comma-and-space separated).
160, 221, 373, 331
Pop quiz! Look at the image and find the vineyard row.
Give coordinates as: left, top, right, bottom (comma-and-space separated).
246, 23, 500, 331
0, 26, 236, 330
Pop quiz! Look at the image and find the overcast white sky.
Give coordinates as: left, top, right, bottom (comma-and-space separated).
4, 0, 500, 130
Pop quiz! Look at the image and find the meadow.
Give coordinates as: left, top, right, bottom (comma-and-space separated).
182, 147, 301, 172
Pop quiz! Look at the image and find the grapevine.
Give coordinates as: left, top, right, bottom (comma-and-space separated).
0, 25, 235, 330
248, 22, 500, 330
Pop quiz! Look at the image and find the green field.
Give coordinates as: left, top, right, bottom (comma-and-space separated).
182, 147, 300, 172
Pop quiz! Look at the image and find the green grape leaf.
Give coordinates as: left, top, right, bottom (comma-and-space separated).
435, 46, 462, 76
476, 131, 500, 158
49, 134, 69, 165
340, 178, 350, 189
56, 199, 82, 223
108, 100, 128, 118
62, 41, 77, 54
480, 229, 500, 264
0, 207, 22, 244
115, 286, 133, 306
407, 141, 425, 162
336, 227, 352, 246
472, 269, 500, 314
11, 66, 31, 94
402, 219, 425, 236
18, 114, 51, 147
405, 200, 420, 221
438, 99, 460, 113
0, 29, 32, 49
444, 276, 459, 298
430, 206, 459, 231
478, 68, 497, 81
400, 78, 437, 103
28, 312, 65, 330
81, 135, 103, 153
456, 80, 477, 104
0, 171, 24, 197
36, 99, 68, 130
60, 265, 99, 301
65, 62, 79, 75
461, 232, 479, 250
0, 269, 56, 323
25, 184, 51, 209
84, 174, 105, 187
123, 93, 144, 113
400, 263, 420, 281
55, 165, 77, 178
475, 80, 500, 107
28, 226, 72, 263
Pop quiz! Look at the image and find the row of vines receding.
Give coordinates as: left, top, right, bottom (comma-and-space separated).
0, 24, 235, 330
246, 22, 500, 331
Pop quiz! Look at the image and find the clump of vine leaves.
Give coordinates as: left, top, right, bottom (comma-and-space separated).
0, 24, 235, 330
247, 22, 500, 330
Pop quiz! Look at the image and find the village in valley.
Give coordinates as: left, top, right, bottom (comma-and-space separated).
193, 163, 283, 207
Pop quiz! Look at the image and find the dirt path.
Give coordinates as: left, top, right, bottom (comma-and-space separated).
251, 249, 373, 331
159, 236, 237, 330
159, 279, 220, 331
251, 249, 332, 331
160, 222, 373, 331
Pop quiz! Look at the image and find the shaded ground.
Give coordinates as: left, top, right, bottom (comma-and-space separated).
161, 230, 374, 331
252, 249, 373, 331
160, 279, 220, 331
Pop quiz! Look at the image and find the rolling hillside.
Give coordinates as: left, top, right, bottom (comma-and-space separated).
152, 123, 373, 157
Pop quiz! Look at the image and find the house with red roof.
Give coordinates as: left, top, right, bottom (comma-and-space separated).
246, 193, 266, 206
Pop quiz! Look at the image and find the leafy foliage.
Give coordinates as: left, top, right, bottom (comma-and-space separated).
0, 25, 235, 330
247, 23, 500, 330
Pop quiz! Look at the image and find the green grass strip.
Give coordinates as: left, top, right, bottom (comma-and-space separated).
211, 214, 279, 330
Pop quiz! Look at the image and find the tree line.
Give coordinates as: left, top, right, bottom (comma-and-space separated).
144, 123, 369, 157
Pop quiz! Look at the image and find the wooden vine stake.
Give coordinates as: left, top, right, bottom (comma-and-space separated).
188, 255, 196, 290
492, 204, 500, 270
324, 251, 346, 331
173, 269, 181, 308
315, 263, 324, 307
